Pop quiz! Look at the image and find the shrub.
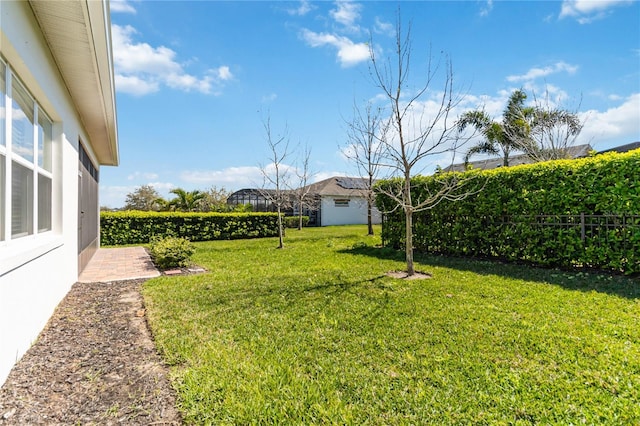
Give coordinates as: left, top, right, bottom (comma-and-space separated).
149, 236, 195, 270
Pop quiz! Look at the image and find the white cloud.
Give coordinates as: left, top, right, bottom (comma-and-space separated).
312, 170, 348, 183
373, 17, 394, 36
100, 180, 179, 208
579, 93, 640, 147
148, 181, 176, 191
111, 24, 232, 96
180, 163, 312, 190
559, 0, 634, 23
262, 93, 278, 103
100, 185, 136, 208
506, 61, 578, 83
181, 166, 264, 188
114, 74, 158, 96
216, 66, 233, 81
127, 171, 159, 181
480, 0, 494, 17
286, 0, 316, 16
300, 29, 369, 67
330, 1, 362, 32
110, 0, 136, 14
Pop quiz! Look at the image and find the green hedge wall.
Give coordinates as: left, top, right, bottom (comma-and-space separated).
377, 150, 640, 274
101, 211, 280, 245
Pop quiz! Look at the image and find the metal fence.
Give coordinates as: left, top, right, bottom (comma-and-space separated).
498, 214, 640, 243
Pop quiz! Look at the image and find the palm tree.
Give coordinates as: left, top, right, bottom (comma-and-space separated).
524, 101, 583, 162
458, 89, 533, 167
167, 188, 206, 212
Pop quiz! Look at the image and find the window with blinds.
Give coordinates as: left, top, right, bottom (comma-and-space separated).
0, 58, 54, 241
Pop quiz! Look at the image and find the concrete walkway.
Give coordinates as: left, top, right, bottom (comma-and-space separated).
78, 247, 160, 283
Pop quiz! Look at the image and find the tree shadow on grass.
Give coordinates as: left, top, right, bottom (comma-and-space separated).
339, 245, 639, 300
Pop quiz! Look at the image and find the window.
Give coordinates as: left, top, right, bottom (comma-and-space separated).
11, 161, 33, 237
334, 198, 350, 207
0, 58, 53, 241
11, 77, 34, 163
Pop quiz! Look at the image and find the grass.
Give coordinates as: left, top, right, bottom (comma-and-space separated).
142, 225, 639, 425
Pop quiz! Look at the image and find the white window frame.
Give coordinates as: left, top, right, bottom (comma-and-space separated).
0, 58, 54, 245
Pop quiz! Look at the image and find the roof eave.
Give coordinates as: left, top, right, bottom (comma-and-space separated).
28, 0, 118, 166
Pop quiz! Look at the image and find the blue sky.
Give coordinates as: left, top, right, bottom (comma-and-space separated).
102, 0, 640, 208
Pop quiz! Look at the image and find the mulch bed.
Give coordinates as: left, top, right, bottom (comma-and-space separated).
0, 279, 181, 425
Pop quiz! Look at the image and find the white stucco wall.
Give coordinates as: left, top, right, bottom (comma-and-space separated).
320, 196, 382, 227
0, 1, 100, 385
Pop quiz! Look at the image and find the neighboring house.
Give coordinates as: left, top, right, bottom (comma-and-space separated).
227, 177, 381, 227
303, 176, 381, 227
444, 144, 593, 172
598, 141, 640, 154
0, 1, 118, 385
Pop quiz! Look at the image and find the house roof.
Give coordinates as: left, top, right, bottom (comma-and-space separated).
598, 141, 640, 154
303, 176, 373, 197
27, 0, 118, 166
228, 177, 374, 201
444, 144, 593, 173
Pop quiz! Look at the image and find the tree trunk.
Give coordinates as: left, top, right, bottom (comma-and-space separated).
404, 176, 415, 275
298, 208, 303, 230
367, 199, 374, 235
405, 208, 414, 275
277, 207, 284, 249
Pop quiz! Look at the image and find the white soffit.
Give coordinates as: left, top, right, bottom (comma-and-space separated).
28, 0, 118, 166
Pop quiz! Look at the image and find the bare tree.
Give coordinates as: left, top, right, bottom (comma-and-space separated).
292, 143, 315, 230
259, 114, 292, 249
369, 16, 479, 275
342, 100, 387, 235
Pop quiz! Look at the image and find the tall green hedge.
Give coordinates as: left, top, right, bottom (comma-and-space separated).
100, 211, 280, 245
377, 150, 640, 274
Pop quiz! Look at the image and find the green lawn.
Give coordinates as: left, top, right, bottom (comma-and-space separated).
142, 225, 639, 425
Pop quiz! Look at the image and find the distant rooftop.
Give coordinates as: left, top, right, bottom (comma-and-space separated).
444, 144, 593, 173
598, 141, 640, 154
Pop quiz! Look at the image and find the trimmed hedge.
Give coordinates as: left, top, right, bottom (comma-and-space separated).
377, 150, 640, 274
101, 211, 280, 245
284, 216, 310, 228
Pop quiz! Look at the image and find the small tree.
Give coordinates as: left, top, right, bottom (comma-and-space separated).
292, 143, 315, 230
342, 100, 387, 235
259, 114, 292, 249
123, 185, 164, 211
369, 15, 479, 276
197, 186, 232, 212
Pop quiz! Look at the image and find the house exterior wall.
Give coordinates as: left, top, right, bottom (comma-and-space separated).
0, 1, 103, 385
319, 195, 382, 227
